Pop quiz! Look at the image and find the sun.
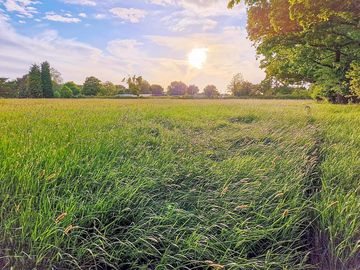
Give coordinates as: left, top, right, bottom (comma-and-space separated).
188, 48, 208, 69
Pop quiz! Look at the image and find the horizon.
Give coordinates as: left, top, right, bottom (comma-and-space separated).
0, 0, 265, 92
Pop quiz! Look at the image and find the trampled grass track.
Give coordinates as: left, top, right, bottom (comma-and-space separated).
0, 99, 359, 269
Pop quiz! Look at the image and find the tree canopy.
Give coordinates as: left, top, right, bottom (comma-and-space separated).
41, 61, 54, 98
187, 85, 200, 96
83, 76, 102, 96
123, 76, 144, 96
27, 64, 42, 98
150, 84, 164, 96
203, 85, 220, 98
167, 81, 188, 96
64, 81, 81, 96
228, 0, 360, 103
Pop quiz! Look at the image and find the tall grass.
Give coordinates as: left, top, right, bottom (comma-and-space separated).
312, 104, 360, 269
0, 99, 358, 269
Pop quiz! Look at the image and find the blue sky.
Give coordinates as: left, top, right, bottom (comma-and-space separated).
0, 0, 264, 91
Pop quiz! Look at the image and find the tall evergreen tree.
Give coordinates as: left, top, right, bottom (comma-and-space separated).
27, 64, 42, 98
41, 61, 53, 98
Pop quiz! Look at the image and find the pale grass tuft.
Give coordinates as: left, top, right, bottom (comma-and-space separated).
55, 213, 67, 224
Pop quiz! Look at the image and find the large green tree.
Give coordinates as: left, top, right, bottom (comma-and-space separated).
228, 0, 360, 103
27, 64, 42, 98
83, 76, 102, 96
41, 61, 54, 98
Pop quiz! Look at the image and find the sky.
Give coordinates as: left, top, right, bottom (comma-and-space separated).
0, 0, 265, 92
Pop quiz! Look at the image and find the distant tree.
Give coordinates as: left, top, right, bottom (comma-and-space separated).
203, 85, 220, 98
123, 76, 143, 96
54, 91, 61, 98
41, 61, 53, 98
0, 78, 18, 98
64, 81, 81, 96
150, 84, 164, 96
50, 67, 63, 85
59, 85, 73, 98
228, 73, 243, 96
167, 81, 188, 96
116, 85, 127, 94
228, 73, 258, 96
187, 84, 200, 95
140, 80, 151, 94
18, 75, 29, 98
98, 81, 117, 96
27, 64, 42, 98
83, 76, 102, 96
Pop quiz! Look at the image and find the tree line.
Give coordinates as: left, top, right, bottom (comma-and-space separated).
0, 62, 224, 98
228, 0, 360, 104
1, 62, 310, 99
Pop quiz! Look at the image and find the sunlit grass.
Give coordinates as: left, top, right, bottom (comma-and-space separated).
0, 99, 358, 269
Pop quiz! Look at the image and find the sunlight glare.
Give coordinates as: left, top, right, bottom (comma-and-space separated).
188, 48, 208, 69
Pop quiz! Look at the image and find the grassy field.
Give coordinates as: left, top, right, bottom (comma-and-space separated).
0, 99, 359, 270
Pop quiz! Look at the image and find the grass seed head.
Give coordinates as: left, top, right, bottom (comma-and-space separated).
64, 224, 77, 235
235, 205, 249, 211
55, 213, 67, 224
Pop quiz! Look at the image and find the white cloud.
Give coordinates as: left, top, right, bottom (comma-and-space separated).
63, 0, 96, 6
107, 39, 144, 58
78, 12, 87, 18
162, 10, 218, 32
2, 0, 39, 18
94, 13, 105, 19
44, 12, 81, 23
149, 0, 245, 32
110, 7, 147, 23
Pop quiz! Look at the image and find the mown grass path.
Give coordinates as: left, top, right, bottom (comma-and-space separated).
0, 99, 358, 269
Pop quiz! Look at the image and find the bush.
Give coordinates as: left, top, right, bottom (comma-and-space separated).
59, 85, 73, 98
64, 82, 81, 96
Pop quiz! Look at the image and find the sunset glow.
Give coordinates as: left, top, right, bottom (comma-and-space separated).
188, 48, 208, 69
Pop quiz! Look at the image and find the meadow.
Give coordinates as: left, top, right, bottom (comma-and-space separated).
0, 99, 359, 270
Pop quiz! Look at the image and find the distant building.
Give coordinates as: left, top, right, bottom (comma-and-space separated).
115, 94, 138, 98
140, 94, 152, 97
